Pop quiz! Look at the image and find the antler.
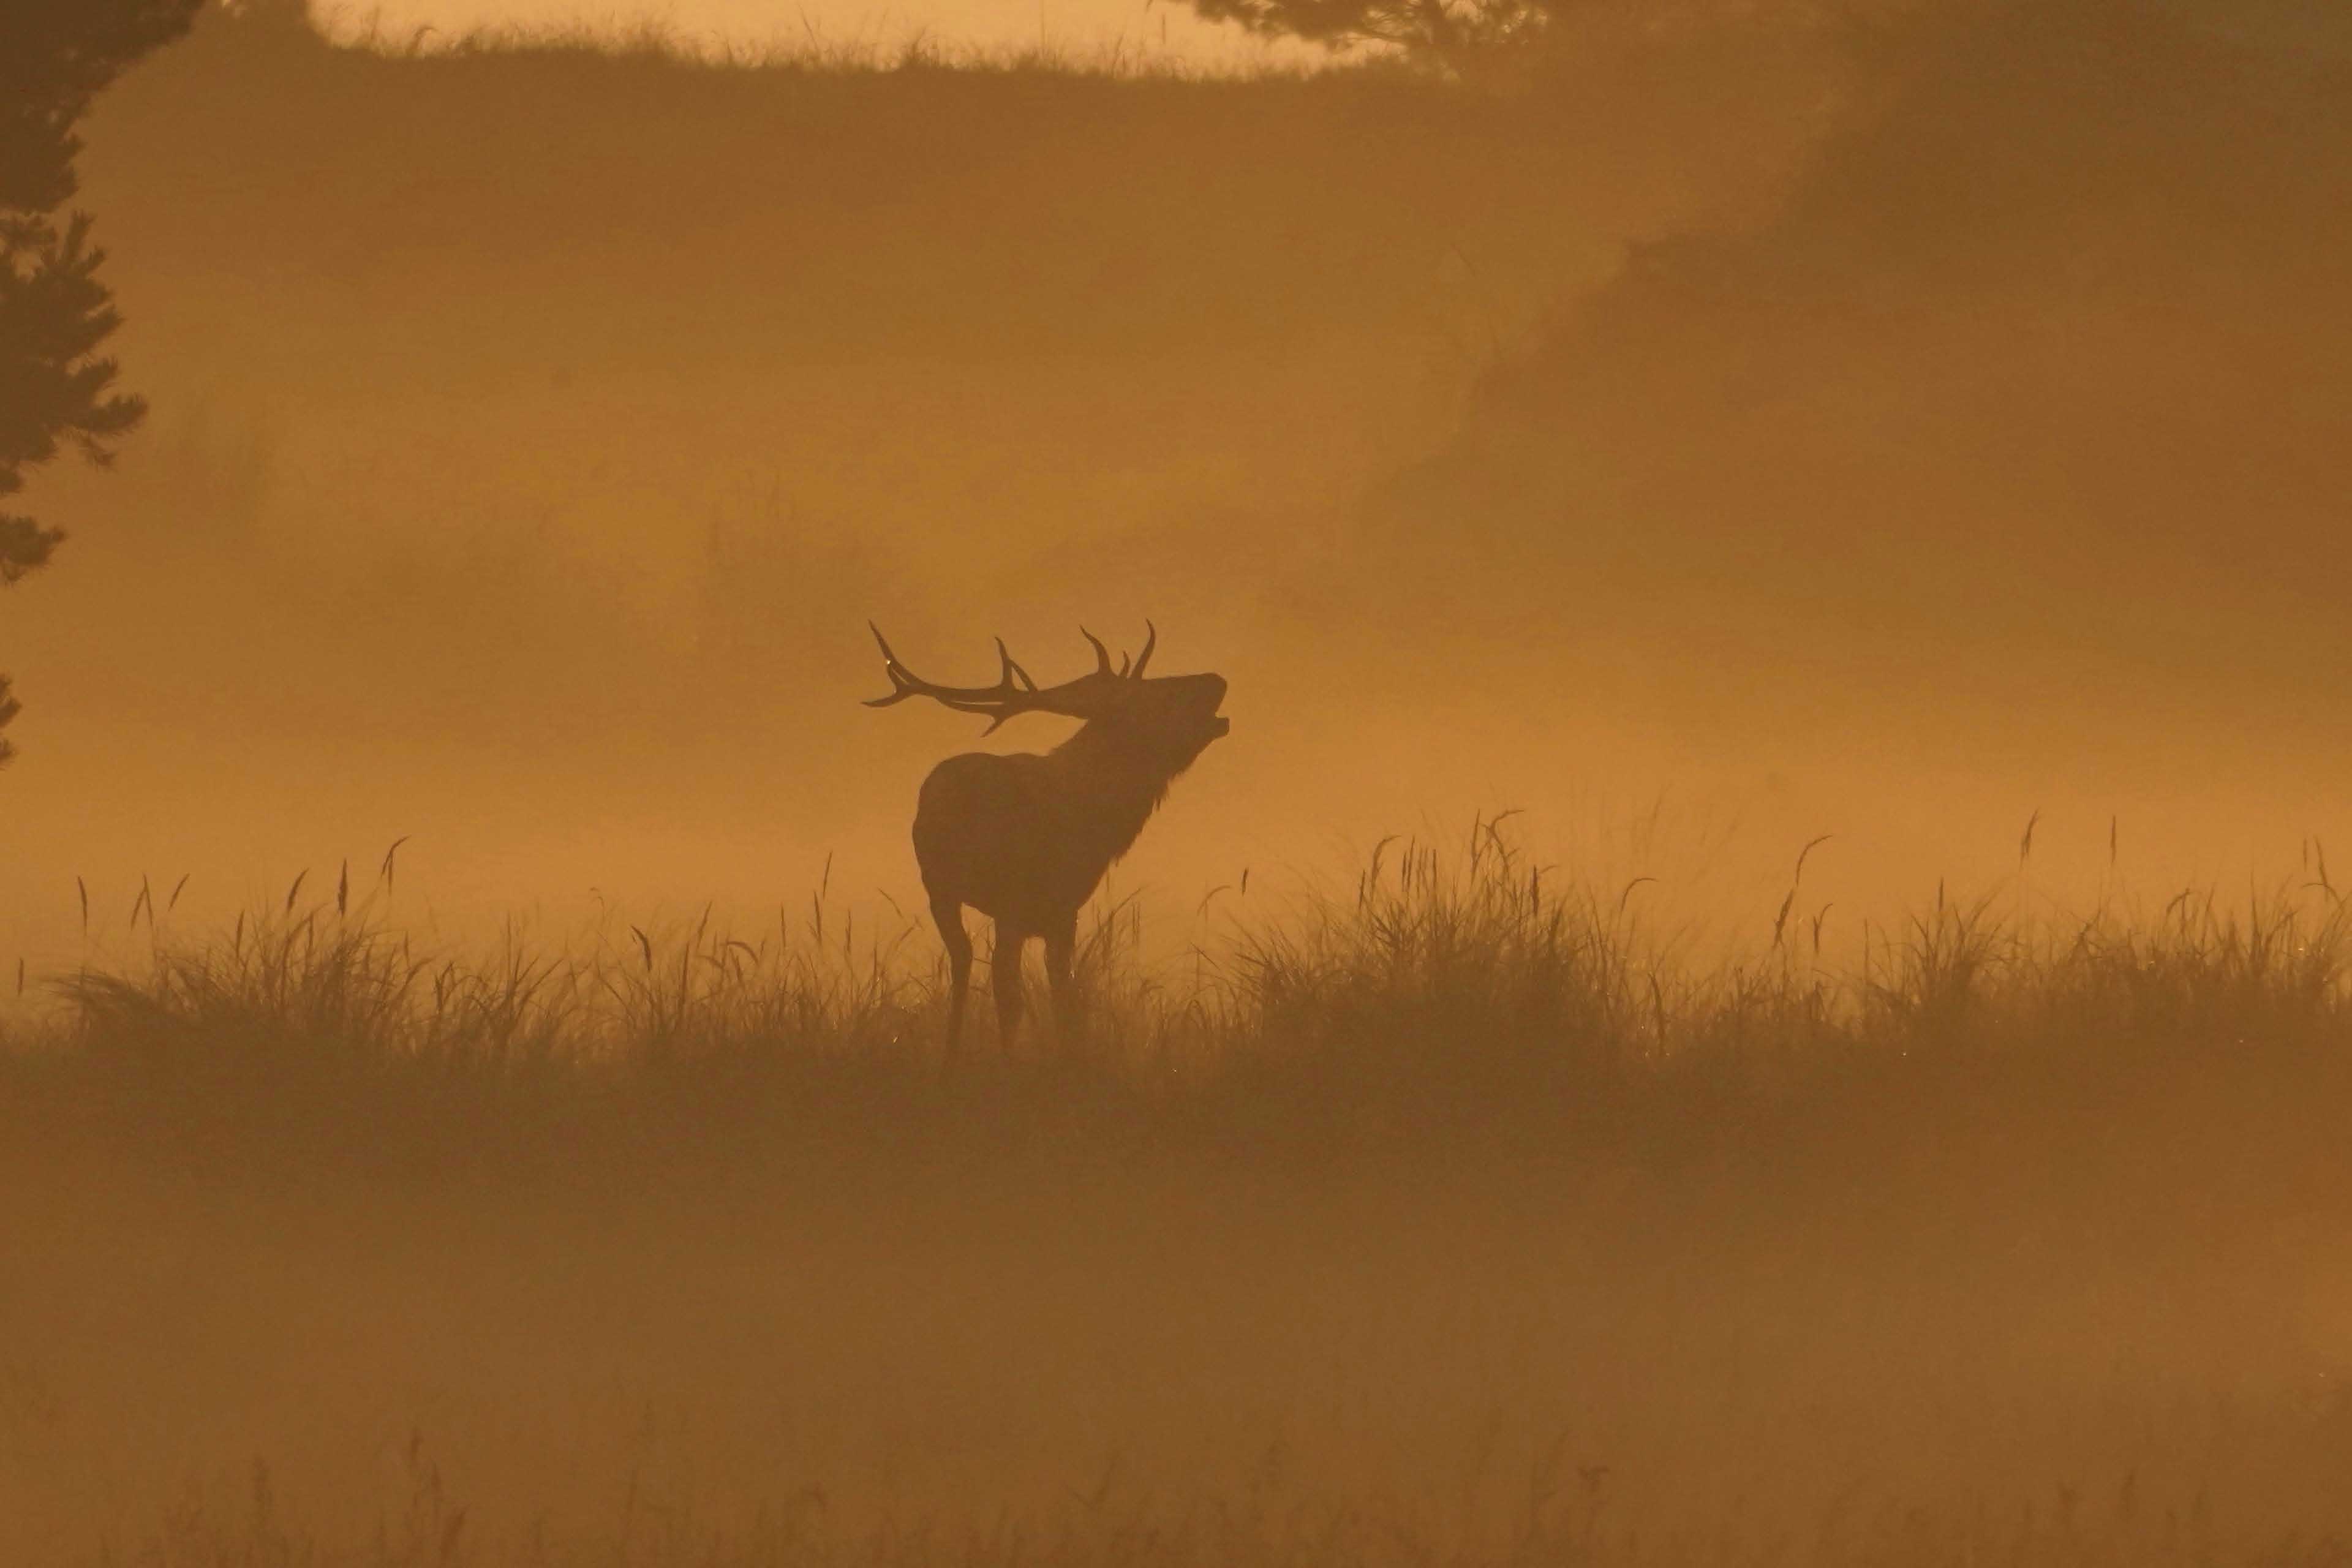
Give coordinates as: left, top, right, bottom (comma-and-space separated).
865, 624, 1138, 734
1080, 627, 1116, 676
1080, 621, 1155, 679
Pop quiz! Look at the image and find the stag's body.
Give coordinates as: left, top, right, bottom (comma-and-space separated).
865, 624, 1227, 1052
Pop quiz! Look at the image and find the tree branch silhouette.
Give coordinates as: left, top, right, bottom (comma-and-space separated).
0, 0, 203, 763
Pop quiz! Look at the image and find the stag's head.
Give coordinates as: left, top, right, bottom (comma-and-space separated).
864, 622, 1229, 765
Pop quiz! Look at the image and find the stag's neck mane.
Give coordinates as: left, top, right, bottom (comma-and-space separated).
1041, 716, 1194, 865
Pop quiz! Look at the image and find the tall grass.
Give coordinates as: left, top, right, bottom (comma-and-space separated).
25, 812, 2352, 1076
10, 818, 2351, 1188
97, 1447, 2352, 1568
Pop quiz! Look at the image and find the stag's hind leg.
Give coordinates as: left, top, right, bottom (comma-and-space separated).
932, 894, 973, 1057
992, 923, 1031, 1048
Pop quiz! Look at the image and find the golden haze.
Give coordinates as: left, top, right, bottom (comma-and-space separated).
4, 3, 2352, 1562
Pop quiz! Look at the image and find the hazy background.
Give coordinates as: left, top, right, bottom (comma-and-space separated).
11, 0, 2348, 991
8, 3, 2352, 1561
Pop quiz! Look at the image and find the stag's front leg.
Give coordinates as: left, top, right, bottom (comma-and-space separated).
932, 893, 973, 1058
1044, 917, 1081, 1044
992, 924, 1030, 1048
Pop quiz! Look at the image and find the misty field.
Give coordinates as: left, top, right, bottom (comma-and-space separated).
7, 824, 2352, 1564
10, 4, 2352, 1564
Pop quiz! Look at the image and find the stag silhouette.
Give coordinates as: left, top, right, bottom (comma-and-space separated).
865, 622, 1229, 1053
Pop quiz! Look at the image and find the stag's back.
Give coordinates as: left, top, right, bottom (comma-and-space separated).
914, 750, 1105, 931
913, 707, 1219, 932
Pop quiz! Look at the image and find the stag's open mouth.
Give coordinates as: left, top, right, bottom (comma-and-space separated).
1209, 715, 1231, 739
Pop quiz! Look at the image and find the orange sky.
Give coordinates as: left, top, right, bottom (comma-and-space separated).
323, 0, 1308, 58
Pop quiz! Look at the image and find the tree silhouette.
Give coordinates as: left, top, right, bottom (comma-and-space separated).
0, 0, 203, 763
1175, 0, 2352, 80
1179, 0, 1551, 74
1168, 0, 1821, 81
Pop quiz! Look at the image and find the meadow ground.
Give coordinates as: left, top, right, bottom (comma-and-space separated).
6, 826, 2352, 1564
7, 9, 2352, 1562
